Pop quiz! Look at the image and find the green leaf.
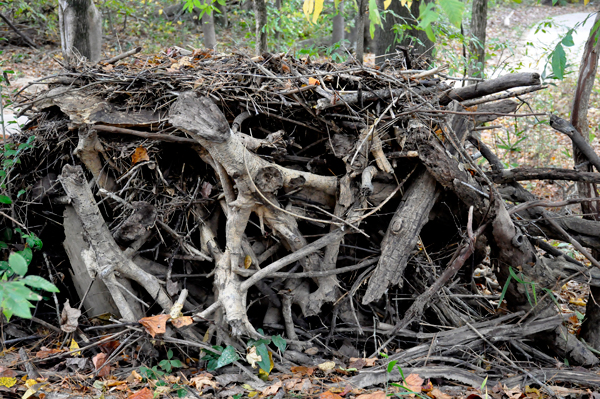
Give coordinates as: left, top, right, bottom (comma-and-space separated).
387, 360, 398, 373
159, 359, 171, 373
256, 343, 271, 373
0, 195, 12, 204
170, 359, 183, 368
272, 335, 287, 353
438, 0, 464, 28
0, 241, 7, 249
216, 345, 239, 369
25, 235, 43, 250
22, 275, 59, 292
8, 252, 27, 276
368, 0, 381, 39
417, 2, 438, 29
562, 32, 574, 47
167, 349, 173, 359
497, 274, 512, 308
16, 189, 26, 198
18, 247, 32, 265
551, 43, 566, 80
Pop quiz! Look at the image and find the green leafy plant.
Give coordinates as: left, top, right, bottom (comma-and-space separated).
380, 352, 429, 399
140, 350, 187, 398
202, 345, 240, 371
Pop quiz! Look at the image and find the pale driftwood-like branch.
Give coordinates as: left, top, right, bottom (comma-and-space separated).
59, 164, 174, 321
439, 72, 541, 105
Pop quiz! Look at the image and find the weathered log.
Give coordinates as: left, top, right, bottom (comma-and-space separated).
59, 164, 174, 321
439, 72, 541, 105
488, 167, 600, 184
362, 167, 438, 304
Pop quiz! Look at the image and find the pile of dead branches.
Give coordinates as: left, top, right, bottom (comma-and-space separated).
8, 48, 600, 391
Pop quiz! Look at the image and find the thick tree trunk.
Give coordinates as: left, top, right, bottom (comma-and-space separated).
254, 0, 268, 55
467, 0, 487, 83
214, 0, 228, 28
375, 0, 433, 65
202, 0, 217, 50
58, 0, 102, 63
332, 0, 345, 46
572, 10, 600, 349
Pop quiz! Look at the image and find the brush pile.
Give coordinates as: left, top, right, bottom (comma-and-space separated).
8, 48, 600, 392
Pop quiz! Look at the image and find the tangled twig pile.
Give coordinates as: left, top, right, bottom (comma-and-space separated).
10, 48, 600, 390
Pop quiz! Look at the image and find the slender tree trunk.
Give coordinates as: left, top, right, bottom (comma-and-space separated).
254, 0, 268, 55
274, 0, 282, 41
58, 0, 102, 64
574, 10, 600, 349
202, 0, 217, 50
332, 0, 345, 45
467, 0, 487, 84
374, 0, 433, 66
355, 0, 365, 64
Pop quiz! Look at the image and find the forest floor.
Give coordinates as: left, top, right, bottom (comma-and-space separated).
1, 3, 600, 399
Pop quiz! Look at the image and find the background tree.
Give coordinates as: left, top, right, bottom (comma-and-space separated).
58, 0, 102, 63
374, 0, 433, 65
467, 0, 487, 84
332, 0, 345, 45
254, 0, 268, 54
201, 0, 217, 49
572, 11, 600, 349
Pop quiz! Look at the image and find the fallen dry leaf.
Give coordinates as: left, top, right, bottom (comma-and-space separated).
430, 388, 452, 399
320, 391, 343, 399
139, 314, 170, 337
128, 387, 154, 399
0, 366, 17, 377
0, 376, 16, 388
308, 77, 320, 86
246, 346, 262, 369
200, 181, 212, 198
290, 366, 314, 376
283, 378, 301, 390
356, 391, 386, 399
404, 373, 424, 393
92, 352, 110, 377
35, 347, 63, 359
503, 385, 524, 399
191, 373, 218, 392
262, 381, 282, 396
304, 347, 319, 355
318, 361, 336, 373
132, 146, 150, 164
171, 316, 193, 329
60, 300, 81, 333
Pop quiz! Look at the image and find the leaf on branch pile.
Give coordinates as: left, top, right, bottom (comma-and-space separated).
291, 366, 315, 376
304, 347, 319, 355
60, 300, 81, 333
65, 357, 88, 371
191, 373, 218, 392
308, 77, 320, 86
36, 347, 63, 359
0, 367, 16, 378
246, 346, 261, 368
318, 361, 336, 373
349, 357, 377, 369
131, 146, 150, 165
70, 339, 81, 356
262, 381, 282, 396
92, 353, 111, 377
139, 314, 170, 337
171, 316, 193, 329
200, 181, 212, 198
128, 387, 154, 399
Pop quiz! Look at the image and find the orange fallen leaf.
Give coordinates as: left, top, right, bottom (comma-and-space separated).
139, 314, 170, 337
132, 146, 150, 165
356, 391, 386, 399
244, 255, 252, 269
190, 373, 217, 391
320, 391, 343, 399
35, 347, 63, 359
282, 64, 291, 73
308, 77, 320, 86
128, 387, 154, 399
92, 353, 110, 377
404, 373, 424, 393
171, 316, 194, 329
